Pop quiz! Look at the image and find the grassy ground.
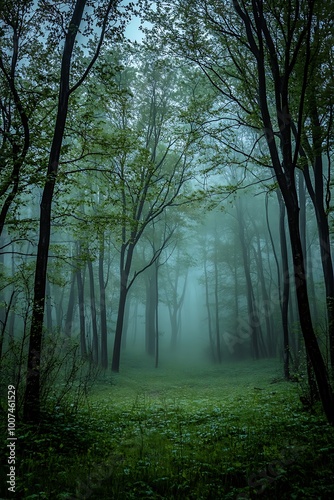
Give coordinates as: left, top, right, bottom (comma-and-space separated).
2, 356, 334, 499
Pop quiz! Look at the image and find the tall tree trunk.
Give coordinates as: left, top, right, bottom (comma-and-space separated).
64, 274, 76, 337
169, 304, 178, 352
121, 293, 130, 351
55, 285, 65, 332
99, 234, 108, 369
23, 0, 87, 423
298, 170, 318, 397
88, 258, 98, 364
236, 200, 261, 359
45, 279, 53, 334
236, 0, 334, 422
76, 265, 87, 358
252, 221, 274, 356
310, 101, 334, 372
112, 278, 128, 373
294, 121, 333, 369
213, 231, 222, 363
111, 242, 135, 373
277, 191, 290, 380
203, 246, 215, 362
155, 259, 159, 369
167, 267, 187, 352
299, 169, 318, 323
145, 267, 157, 357
0, 292, 15, 360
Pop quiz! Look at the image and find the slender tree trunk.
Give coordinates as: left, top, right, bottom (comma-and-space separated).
236, 200, 260, 359
121, 292, 131, 351
112, 241, 135, 373
23, 0, 87, 423
167, 268, 187, 351
204, 246, 215, 362
155, 259, 159, 369
282, 174, 333, 421
298, 169, 319, 326
310, 102, 334, 372
76, 265, 87, 358
298, 170, 318, 397
45, 279, 53, 334
277, 191, 290, 380
294, 122, 334, 370
88, 258, 98, 364
252, 222, 274, 356
233, 246, 240, 352
99, 234, 108, 369
240, 0, 334, 422
112, 277, 128, 372
64, 274, 76, 337
0, 292, 15, 360
169, 305, 178, 351
145, 268, 157, 357
132, 298, 139, 345
0, 240, 5, 328
55, 285, 65, 332
213, 232, 222, 363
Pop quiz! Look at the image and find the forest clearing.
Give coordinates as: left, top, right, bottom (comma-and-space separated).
1, 357, 334, 499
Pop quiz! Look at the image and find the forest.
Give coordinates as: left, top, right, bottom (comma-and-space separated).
1, 0, 334, 498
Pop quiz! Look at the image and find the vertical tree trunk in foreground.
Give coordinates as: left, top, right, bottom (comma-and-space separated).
234, 0, 334, 423
23, 0, 88, 423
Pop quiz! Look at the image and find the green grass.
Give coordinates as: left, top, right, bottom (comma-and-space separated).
2, 356, 334, 499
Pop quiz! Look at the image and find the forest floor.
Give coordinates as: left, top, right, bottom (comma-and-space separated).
2, 356, 334, 499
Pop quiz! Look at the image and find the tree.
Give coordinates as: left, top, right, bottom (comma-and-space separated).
23, 0, 117, 423
145, 0, 334, 422
98, 49, 197, 372
162, 246, 189, 352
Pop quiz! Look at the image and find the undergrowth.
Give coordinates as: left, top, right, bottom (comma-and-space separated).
1, 358, 334, 499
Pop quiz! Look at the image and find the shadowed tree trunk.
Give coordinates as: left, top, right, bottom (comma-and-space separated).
145, 264, 157, 357
45, 279, 53, 334
23, 0, 113, 421
88, 258, 98, 364
166, 267, 187, 352
251, 221, 275, 357
99, 234, 108, 369
155, 258, 159, 369
64, 273, 76, 337
232, 0, 334, 423
76, 263, 87, 358
277, 191, 290, 380
236, 199, 261, 359
203, 244, 215, 362
23, 0, 88, 423
213, 229, 222, 363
